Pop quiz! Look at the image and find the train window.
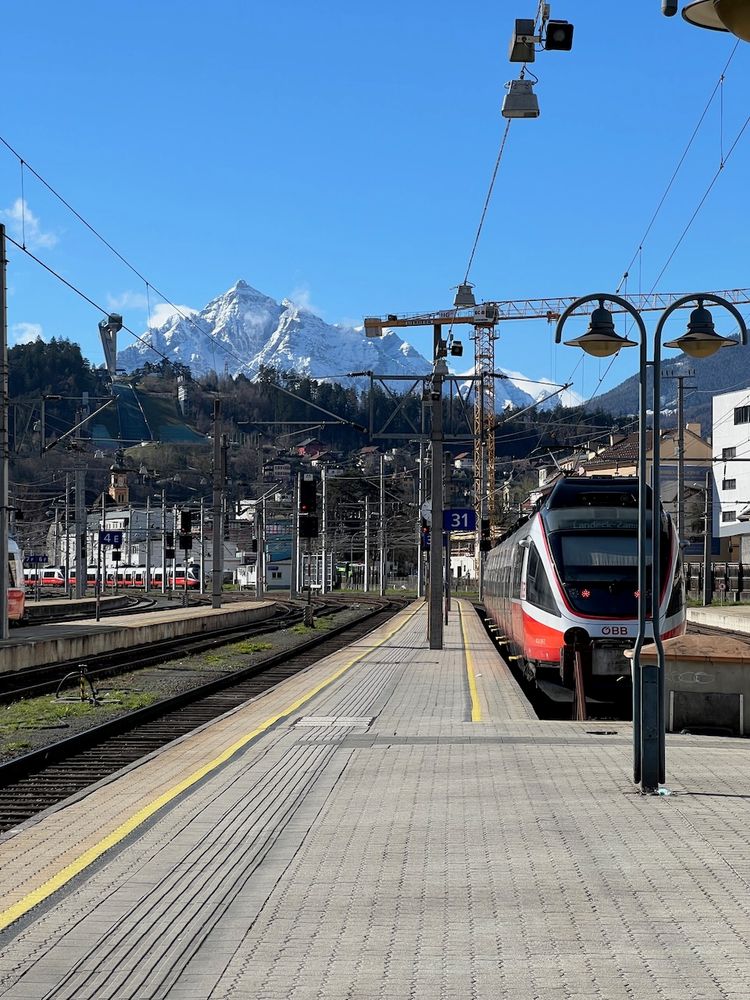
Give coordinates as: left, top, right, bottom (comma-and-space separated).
526, 543, 560, 616
666, 554, 685, 619
512, 545, 524, 598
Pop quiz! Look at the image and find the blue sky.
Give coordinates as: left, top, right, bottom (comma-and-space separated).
1, 1, 748, 404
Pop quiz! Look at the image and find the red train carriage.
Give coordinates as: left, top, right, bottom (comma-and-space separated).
483, 477, 685, 702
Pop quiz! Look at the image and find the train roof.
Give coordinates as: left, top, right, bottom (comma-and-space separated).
493, 476, 652, 547
546, 476, 649, 509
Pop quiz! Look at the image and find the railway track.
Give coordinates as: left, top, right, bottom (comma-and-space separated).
0, 599, 312, 702
0, 599, 405, 835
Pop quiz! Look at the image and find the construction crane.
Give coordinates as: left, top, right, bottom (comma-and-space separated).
364, 285, 750, 531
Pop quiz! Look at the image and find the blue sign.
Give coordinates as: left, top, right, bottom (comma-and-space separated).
98, 530, 123, 546
25, 554, 48, 565
443, 508, 476, 532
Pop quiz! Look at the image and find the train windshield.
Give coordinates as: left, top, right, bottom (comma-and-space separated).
543, 505, 670, 617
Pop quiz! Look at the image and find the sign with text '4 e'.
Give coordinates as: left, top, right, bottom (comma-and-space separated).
98, 530, 123, 547
443, 508, 476, 532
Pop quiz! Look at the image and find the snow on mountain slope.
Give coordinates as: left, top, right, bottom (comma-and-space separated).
117, 280, 555, 410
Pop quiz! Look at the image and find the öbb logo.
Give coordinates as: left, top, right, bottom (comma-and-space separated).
602, 626, 629, 636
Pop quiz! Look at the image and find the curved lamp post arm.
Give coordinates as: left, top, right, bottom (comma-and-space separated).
553, 291, 648, 345
653, 292, 748, 348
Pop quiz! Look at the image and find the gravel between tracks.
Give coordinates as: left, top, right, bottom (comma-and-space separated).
0, 604, 372, 764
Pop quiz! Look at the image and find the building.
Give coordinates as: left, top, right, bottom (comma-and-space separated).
713, 387, 750, 559
49, 506, 239, 581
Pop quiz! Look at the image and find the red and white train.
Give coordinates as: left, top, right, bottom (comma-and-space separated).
483, 477, 686, 703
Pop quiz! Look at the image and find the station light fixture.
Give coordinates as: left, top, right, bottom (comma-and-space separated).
544, 19, 574, 49
509, 17, 537, 61
680, 0, 750, 40
453, 283, 476, 308
501, 78, 540, 119
663, 302, 738, 358
562, 303, 638, 357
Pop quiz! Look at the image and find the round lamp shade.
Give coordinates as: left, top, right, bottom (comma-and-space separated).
683, 0, 750, 40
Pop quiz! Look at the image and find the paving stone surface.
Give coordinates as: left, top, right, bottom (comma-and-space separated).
0, 600, 749, 999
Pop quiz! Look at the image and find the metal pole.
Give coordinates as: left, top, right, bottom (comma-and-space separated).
702, 471, 712, 606
478, 441, 487, 602
39, 396, 45, 457
379, 454, 385, 596
64, 473, 71, 598
291, 475, 299, 597
677, 376, 685, 545
255, 497, 265, 599
0, 226, 7, 639
75, 467, 86, 599
161, 489, 166, 595
305, 534, 313, 625
211, 399, 223, 609
96, 493, 103, 621
428, 324, 445, 650
199, 496, 205, 595
321, 466, 328, 595
172, 503, 178, 599
417, 440, 425, 598
651, 327, 667, 787
445, 450, 452, 616
53, 503, 60, 567
145, 495, 151, 593
364, 495, 370, 593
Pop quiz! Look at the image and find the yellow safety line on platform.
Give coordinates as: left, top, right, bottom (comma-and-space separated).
0, 603, 423, 932
459, 603, 482, 722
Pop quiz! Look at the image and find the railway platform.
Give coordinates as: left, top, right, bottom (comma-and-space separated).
0, 598, 278, 673
1, 601, 750, 998
688, 602, 750, 634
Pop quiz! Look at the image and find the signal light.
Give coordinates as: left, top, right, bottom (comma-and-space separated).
166, 532, 174, 547
180, 511, 192, 533
300, 515, 319, 539
299, 477, 317, 513
544, 19, 574, 50
481, 518, 490, 538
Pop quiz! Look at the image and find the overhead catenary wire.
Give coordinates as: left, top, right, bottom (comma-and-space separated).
562, 43, 745, 408
0, 133, 265, 379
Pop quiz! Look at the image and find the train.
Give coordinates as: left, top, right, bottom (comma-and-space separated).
483, 476, 686, 705
24, 565, 202, 590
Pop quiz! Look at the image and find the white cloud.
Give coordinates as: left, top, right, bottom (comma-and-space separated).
287, 285, 322, 315
10, 322, 45, 345
148, 302, 197, 329
106, 290, 149, 312
0, 199, 58, 249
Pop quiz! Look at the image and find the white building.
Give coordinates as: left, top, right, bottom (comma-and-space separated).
713, 387, 750, 559
49, 506, 239, 580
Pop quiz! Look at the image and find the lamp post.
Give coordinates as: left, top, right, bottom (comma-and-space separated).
555, 291, 747, 793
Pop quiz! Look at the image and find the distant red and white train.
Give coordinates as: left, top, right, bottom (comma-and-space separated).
483, 477, 686, 702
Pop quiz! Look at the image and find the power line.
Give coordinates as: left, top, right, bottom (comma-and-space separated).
615, 41, 740, 295
0, 133, 263, 378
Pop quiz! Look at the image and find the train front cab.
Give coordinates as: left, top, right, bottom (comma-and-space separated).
484, 478, 686, 702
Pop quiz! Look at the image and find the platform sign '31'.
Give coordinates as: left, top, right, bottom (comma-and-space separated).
443, 509, 476, 532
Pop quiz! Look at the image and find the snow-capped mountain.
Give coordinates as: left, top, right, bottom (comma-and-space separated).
117, 280, 560, 410
117, 280, 431, 386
